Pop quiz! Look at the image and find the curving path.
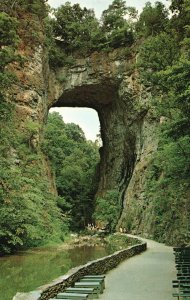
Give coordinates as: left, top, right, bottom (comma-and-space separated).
99, 235, 176, 300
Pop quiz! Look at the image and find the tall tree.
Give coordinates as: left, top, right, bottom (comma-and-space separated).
170, 0, 190, 40
101, 0, 134, 48
136, 1, 169, 37
52, 2, 100, 53
43, 112, 100, 230
137, 32, 179, 86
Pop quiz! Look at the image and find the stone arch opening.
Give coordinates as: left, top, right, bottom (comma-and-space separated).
48, 53, 149, 229
50, 107, 101, 142
49, 76, 135, 198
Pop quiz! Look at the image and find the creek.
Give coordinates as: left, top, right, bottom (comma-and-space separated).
0, 242, 115, 300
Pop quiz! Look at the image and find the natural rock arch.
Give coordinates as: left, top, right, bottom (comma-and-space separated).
47, 51, 158, 216
9, 46, 158, 236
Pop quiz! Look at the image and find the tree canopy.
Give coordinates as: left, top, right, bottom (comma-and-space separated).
43, 112, 100, 231
136, 0, 190, 244
51, 2, 101, 54
136, 1, 169, 37
48, 0, 137, 63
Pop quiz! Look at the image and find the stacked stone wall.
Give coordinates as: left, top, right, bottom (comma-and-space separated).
13, 242, 146, 300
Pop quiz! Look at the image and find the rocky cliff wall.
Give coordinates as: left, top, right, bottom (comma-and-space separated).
48, 50, 158, 197
7, 42, 161, 242
0, 11, 65, 253
48, 51, 161, 235
3, 1, 189, 248
9, 42, 57, 195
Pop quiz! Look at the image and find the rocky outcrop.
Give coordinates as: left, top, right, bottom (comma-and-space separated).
117, 109, 159, 233
9, 42, 57, 195
8, 42, 160, 240
48, 51, 157, 199
47, 51, 160, 234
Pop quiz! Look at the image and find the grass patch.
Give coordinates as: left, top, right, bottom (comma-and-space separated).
105, 233, 141, 252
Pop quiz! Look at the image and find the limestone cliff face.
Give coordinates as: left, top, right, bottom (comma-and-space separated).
48, 50, 160, 234
7, 41, 57, 195
117, 109, 159, 234
7, 35, 162, 241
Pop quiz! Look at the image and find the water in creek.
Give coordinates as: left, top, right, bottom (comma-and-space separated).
0, 244, 113, 300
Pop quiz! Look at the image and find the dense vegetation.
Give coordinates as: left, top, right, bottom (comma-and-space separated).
0, 0, 190, 253
141, 1, 190, 242
0, 0, 66, 255
94, 189, 120, 233
48, 0, 137, 67
43, 112, 99, 231
136, 0, 190, 244
47, 0, 190, 243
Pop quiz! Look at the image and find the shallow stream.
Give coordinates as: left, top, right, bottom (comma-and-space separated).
0, 243, 113, 300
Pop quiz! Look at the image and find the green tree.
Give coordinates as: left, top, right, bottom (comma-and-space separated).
94, 190, 120, 233
52, 2, 101, 54
0, 12, 20, 89
0, 111, 65, 254
170, 0, 190, 40
43, 112, 100, 231
137, 32, 179, 86
0, 12, 19, 46
101, 0, 128, 31
136, 1, 169, 37
101, 0, 134, 48
0, 0, 49, 19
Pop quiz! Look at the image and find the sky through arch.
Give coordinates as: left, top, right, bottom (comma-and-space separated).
50, 107, 100, 141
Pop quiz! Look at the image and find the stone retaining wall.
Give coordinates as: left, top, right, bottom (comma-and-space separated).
13, 242, 147, 300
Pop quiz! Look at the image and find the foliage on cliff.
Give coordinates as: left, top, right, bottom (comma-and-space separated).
1, 0, 190, 253
43, 112, 100, 231
94, 189, 120, 233
0, 108, 64, 254
0, 12, 19, 89
47, 0, 136, 67
0, 0, 65, 255
0, 0, 100, 255
136, 0, 190, 244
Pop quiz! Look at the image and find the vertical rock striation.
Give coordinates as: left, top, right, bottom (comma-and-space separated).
49, 50, 159, 237
3, 0, 189, 251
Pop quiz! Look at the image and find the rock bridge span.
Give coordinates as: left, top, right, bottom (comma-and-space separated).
49, 52, 125, 109
48, 51, 158, 226
11, 45, 158, 232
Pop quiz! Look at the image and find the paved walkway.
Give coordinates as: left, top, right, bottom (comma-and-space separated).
99, 235, 176, 300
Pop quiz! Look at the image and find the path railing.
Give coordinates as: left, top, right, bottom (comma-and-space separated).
172, 246, 190, 299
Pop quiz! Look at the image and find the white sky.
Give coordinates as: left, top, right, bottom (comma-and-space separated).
50, 107, 100, 141
48, 0, 170, 141
48, 0, 170, 18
